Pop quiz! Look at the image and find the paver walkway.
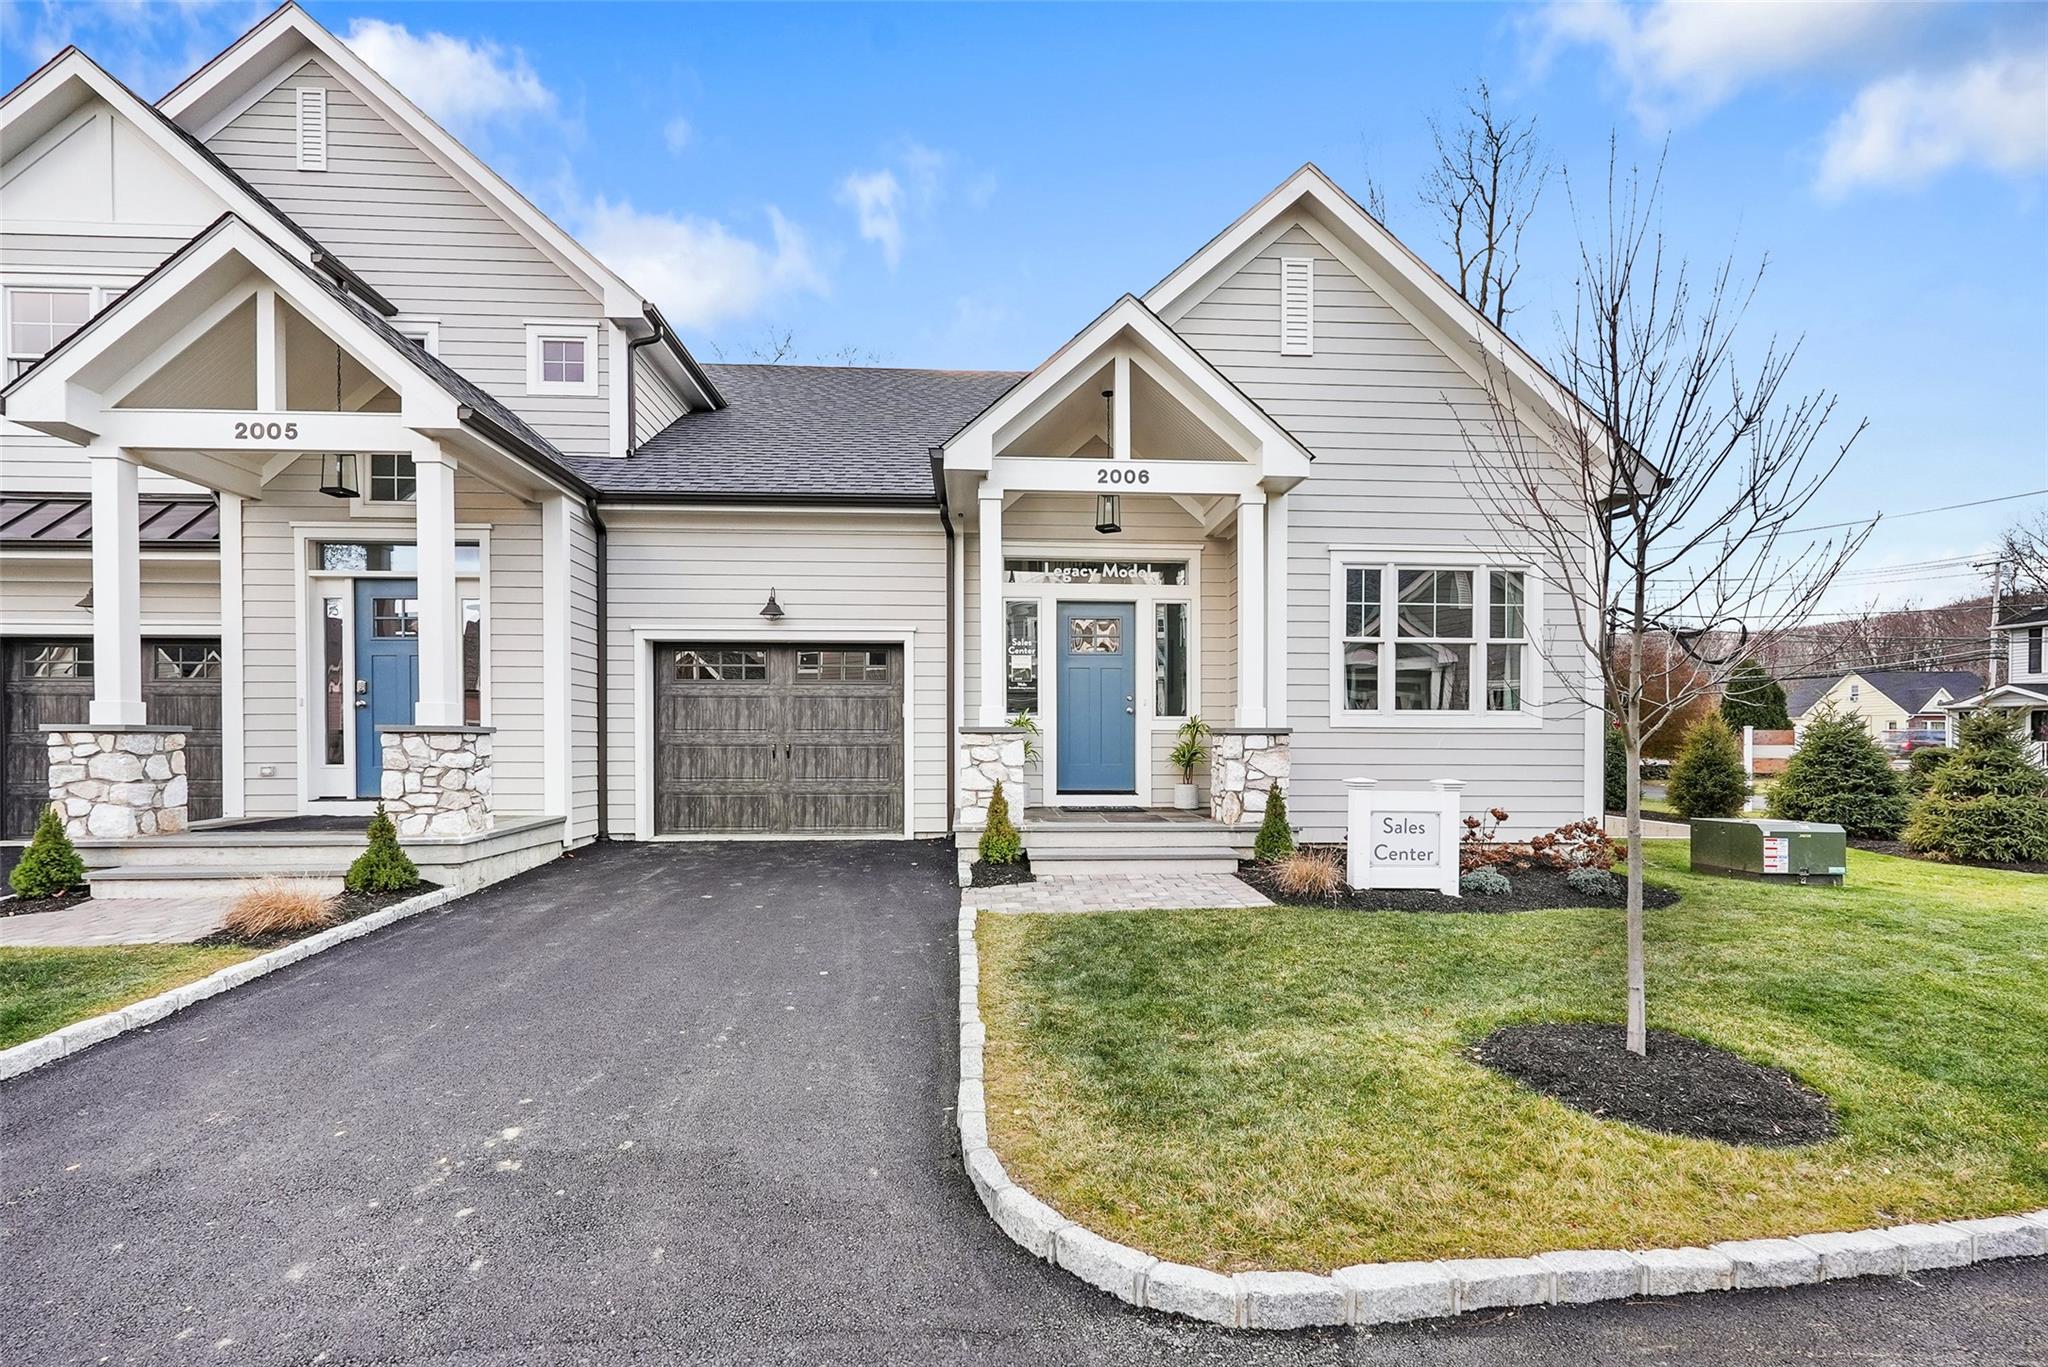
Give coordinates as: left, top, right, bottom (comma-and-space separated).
970, 871, 1273, 914
0, 895, 225, 946
4, 840, 2040, 1366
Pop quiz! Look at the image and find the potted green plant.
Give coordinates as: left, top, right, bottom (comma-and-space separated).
1169, 716, 1211, 811
1008, 712, 1041, 809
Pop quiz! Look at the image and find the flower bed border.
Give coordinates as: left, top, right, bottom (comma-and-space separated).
0, 885, 454, 1082
955, 896, 2047, 1329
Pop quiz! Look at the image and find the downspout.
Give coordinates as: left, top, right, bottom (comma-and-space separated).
625, 323, 664, 456
931, 450, 956, 833
587, 494, 611, 842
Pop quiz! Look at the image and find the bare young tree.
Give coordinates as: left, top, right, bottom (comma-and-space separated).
703, 329, 884, 366
1461, 146, 1868, 1056
1421, 80, 1549, 326
1997, 508, 2048, 596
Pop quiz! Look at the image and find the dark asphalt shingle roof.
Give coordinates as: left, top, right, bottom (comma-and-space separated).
1996, 603, 2048, 630
578, 364, 1024, 502
1788, 668, 1984, 719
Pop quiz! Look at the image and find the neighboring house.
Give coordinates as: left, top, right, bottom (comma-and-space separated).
0, 5, 1605, 888
1784, 668, 1983, 743
1944, 604, 2048, 765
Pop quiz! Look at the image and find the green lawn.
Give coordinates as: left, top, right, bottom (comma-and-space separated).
0, 944, 259, 1050
976, 844, 2048, 1271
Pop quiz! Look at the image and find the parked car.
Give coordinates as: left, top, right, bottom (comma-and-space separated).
1881, 728, 1949, 755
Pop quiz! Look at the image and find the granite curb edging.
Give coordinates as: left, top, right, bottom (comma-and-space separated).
955, 896, 2048, 1329
0, 886, 456, 1083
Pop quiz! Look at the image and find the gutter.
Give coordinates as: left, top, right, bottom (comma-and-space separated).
931, 449, 957, 832
641, 301, 727, 410
310, 250, 398, 317
455, 404, 597, 499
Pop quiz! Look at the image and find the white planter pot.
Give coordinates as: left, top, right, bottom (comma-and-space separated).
1172, 782, 1199, 811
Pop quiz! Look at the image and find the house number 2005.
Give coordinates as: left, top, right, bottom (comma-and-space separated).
232, 420, 299, 441
1096, 466, 1150, 485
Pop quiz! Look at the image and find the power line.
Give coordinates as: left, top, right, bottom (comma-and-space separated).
1782, 489, 2048, 536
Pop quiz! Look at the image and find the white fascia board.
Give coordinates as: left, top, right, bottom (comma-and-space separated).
159, 7, 640, 318
0, 51, 324, 275
941, 295, 1311, 481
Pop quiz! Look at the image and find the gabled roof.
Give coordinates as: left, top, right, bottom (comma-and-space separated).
1788, 668, 1985, 719
0, 493, 218, 547
605, 365, 1022, 503
1947, 683, 2048, 711
1996, 603, 2048, 631
0, 44, 392, 315
1141, 163, 1622, 482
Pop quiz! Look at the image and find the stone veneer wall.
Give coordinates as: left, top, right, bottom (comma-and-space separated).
46, 728, 188, 839
957, 728, 1026, 830
1210, 729, 1291, 824
380, 727, 495, 837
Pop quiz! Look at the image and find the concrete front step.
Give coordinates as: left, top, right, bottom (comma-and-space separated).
79, 844, 357, 874
1026, 846, 1242, 877
87, 866, 346, 901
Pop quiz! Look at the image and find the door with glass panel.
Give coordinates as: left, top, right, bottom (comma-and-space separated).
1056, 603, 1138, 794
352, 580, 420, 796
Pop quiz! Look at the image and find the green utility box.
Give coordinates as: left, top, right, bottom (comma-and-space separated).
1690, 818, 1847, 885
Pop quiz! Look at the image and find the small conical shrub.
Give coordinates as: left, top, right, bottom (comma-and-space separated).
344, 802, 419, 894
9, 804, 88, 899
1905, 711, 2048, 861
1770, 709, 1908, 837
977, 782, 1023, 865
1667, 714, 1748, 820
1253, 784, 1295, 862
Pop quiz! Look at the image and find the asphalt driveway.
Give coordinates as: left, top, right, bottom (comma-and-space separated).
3, 840, 2041, 1365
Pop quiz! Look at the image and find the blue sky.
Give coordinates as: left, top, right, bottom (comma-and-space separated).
5, 0, 2046, 614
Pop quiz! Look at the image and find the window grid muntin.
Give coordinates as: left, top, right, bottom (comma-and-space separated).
153, 644, 222, 680
367, 453, 417, 504
25, 642, 92, 679
796, 648, 889, 683
1336, 560, 1534, 718
674, 648, 766, 681
1067, 617, 1123, 655
7, 287, 92, 363
372, 597, 420, 638
540, 336, 586, 384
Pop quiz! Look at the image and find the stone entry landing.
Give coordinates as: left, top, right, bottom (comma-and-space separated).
0, 895, 225, 946
969, 872, 1273, 915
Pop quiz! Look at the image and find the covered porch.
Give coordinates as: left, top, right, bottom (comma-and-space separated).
1946, 684, 2048, 767
942, 296, 1306, 835
1, 215, 582, 856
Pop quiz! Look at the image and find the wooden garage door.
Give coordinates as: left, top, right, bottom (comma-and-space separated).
653, 644, 903, 836
1, 638, 224, 837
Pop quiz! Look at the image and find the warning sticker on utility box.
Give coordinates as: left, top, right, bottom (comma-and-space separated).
1762, 837, 1790, 874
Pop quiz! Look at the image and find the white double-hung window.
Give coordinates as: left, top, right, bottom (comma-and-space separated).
1331, 554, 1540, 725
6, 287, 95, 379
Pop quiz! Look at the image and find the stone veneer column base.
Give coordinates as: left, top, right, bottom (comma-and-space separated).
957, 727, 1026, 830
1210, 728, 1291, 825
44, 726, 188, 839
379, 726, 495, 838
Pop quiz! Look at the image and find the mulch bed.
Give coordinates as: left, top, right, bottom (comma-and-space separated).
191, 882, 437, 950
1472, 1022, 1839, 1148
0, 890, 93, 918
970, 858, 1035, 888
1849, 838, 2048, 876
1237, 853, 1680, 913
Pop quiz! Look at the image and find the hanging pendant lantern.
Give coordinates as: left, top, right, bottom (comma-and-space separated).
319, 451, 359, 499
1095, 493, 1121, 535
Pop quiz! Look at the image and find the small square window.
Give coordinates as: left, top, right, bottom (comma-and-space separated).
367, 453, 416, 503
527, 324, 598, 394
8, 288, 92, 375
541, 338, 585, 384
1067, 617, 1122, 654
372, 598, 420, 638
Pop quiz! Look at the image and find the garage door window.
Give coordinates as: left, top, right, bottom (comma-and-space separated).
26, 643, 91, 678
154, 644, 222, 679
674, 648, 765, 681
797, 648, 889, 683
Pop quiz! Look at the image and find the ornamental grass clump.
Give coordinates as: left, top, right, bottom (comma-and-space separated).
1667, 714, 1748, 820
1271, 848, 1342, 900
344, 802, 419, 895
1253, 785, 1295, 862
223, 878, 337, 938
978, 781, 1024, 865
9, 804, 88, 899
1770, 709, 1909, 838
1905, 711, 2048, 862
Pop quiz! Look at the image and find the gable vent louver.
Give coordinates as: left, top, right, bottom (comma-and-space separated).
296, 86, 329, 171
1279, 256, 1314, 356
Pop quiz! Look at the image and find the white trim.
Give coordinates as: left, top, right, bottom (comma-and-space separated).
1264, 489, 1289, 727
525, 322, 599, 397
218, 491, 246, 817
1325, 548, 1545, 731
606, 320, 630, 454
391, 316, 441, 356
630, 625, 919, 842
540, 494, 571, 818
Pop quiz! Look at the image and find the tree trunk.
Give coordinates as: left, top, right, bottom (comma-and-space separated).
1625, 637, 1648, 1058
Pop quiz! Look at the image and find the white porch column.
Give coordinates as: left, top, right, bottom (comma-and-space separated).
88, 445, 147, 726
977, 488, 1006, 725
540, 492, 572, 817
1236, 490, 1268, 727
1264, 489, 1289, 727
413, 438, 464, 727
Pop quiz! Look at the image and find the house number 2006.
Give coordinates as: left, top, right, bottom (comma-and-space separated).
1096, 466, 1150, 485
232, 420, 299, 440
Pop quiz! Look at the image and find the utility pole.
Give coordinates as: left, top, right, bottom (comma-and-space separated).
1976, 557, 2006, 688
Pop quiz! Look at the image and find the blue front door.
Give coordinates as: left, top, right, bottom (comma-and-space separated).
1057, 602, 1137, 794
354, 579, 420, 796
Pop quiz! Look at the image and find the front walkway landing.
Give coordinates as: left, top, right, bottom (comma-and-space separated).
0, 897, 226, 947
970, 872, 1272, 914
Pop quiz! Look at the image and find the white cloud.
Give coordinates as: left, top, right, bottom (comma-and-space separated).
838, 168, 906, 268
343, 18, 555, 132
1818, 49, 2048, 194
1530, 0, 1918, 123
575, 197, 825, 330
662, 116, 693, 155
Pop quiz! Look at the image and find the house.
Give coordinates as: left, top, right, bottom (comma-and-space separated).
1, 5, 1604, 891
1944, 604, 2048, 765
1784, 668, 1983, 744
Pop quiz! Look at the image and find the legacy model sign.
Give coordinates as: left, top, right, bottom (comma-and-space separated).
1344, 778, 1465, 895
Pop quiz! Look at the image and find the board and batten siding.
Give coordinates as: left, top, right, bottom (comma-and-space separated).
961, 492, 1237, 800
204, 60, 613, 458
603, 509, 950, 837
1172, 221, 1597, 840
